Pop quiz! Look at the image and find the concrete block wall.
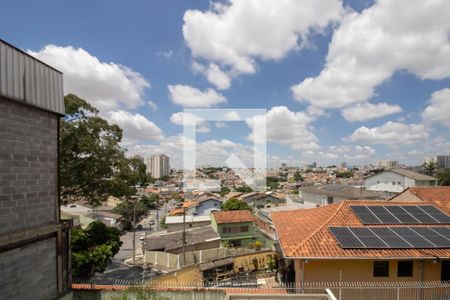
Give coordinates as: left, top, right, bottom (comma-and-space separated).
0, 238, 57, 300
0, 99, 58, 235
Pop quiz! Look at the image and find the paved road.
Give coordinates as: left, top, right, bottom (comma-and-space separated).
89, 259, 161, 284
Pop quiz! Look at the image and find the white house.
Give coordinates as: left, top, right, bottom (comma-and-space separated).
365, 168, 438, 196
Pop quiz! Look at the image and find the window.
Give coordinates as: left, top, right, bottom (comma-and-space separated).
240, 226, 249, 233
373, 261, 389, 277
397, 261, 413, 277
222, 227, 231, 234
327, 196, 334, 204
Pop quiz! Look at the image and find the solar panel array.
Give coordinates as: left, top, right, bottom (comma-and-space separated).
351, 205, 450, 224
329, 226, 450, 249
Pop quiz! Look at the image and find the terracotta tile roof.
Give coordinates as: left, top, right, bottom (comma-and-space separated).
271, 200, 450, 259
212, 210, 254, 224
408, 187, 450, 214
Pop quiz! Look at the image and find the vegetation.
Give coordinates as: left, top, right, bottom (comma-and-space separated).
266, 177, 280, 190
71, 221, 122, 277
335, 171, 354, 178
422, 160, 437, 176
220, 186, 231, 197
236, 185, 253, 193
141, 193, 160, 209
113, 199, 148, 223
159, 216, 167, 229
293, 170, 304, 182
221, 198, 251, 211
60, 94, 146, 205
254, 240, 263, 250
437, 168, 450, 186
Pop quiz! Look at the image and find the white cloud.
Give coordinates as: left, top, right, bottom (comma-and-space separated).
422, 88, 450, 127
170, 111, 211, 133
147, 100, 158, 111
105, 110, 163, 142
215, 122, 228, 128
183, 0, 343, 76
291, 0, 450, 109
247, 106, 319, 151
28, 45, 150, 111
347, 121, 428, 145
159, 50, 173, 58
192, 62, 231, 90
168, 84, 227, 107
224, 111, 241, 121
328, 145, 376, 160
341, 102, 402, 121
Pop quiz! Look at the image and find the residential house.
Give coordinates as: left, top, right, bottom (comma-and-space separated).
223, 191, 243, 200
299, 184, 383, 206
211, 210, 255, 247
365, 168, 438, 196
143, 225, 220, 254
0, 39, 71, 299
194, 194, 222, 215
389, 186, 450, 213
165, 215, 211, 232
240, 192, 286, 209
271, 200, 450, 287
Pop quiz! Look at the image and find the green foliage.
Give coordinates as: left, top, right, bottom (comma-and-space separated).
170, 192, 183, 202
159, 175, 170, 181
221, 198, 251, 211
437, 168, 450, 186
254, 240, 263, 250
236, 185, 253, 193
220, 186, 231, 197
423, 161, 437, 176
335, 171, 354, 178
113, 199, 148, 222
293, 170, 304, 182
159, 216, 167, 229
71, 221, 122, 277
141, 193, 160, 209
60, 94, 145, 205
266, 177, 280, 190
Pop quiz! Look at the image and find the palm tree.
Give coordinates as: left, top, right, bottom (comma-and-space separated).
422, 160, 437, 176
437, 168, 450, 186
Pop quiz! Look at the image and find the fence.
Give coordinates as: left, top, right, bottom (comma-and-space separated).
72, 279, 450, 300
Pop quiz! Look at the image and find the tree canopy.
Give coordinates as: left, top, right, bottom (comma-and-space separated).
437, 168, 450, 186
236, 185, 253, 193
60, 94, 146, 205
71, 221, 122, 277
221, 198, 251, 211
422, 160, 437, 176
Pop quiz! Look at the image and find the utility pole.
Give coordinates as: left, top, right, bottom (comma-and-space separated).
182, 207, 186, 267
131, 196, 137, 263
156, 205, 159, 230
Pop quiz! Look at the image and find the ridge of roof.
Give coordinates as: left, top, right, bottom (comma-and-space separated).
287, 202, 344, 257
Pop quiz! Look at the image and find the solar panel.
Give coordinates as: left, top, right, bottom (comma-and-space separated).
350, 206, 381, 224
410, 227, 450, 247
390, 227, 435, 248
383, 206, 420, 224
418, 206, 450, 223
350, 228, 387, 248
367, 206, 401, 224
351, 205, 450, 225
369, 227, 412, 248
328, 226, 450, 249
329, 227, 364, 248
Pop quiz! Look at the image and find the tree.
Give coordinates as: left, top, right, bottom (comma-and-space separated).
159, 216, 167, 229
220, 186, 231, 197
437, 168, 450, 186
266, 177, 280, 190
71, 221, 122, 277
113, 199, 148, 222
141, 193, 160, 209
60, 94, 141, 205
236, 185, 253, 193
335, 171, 353, 178
221, 198, 251, 211
423, 161, 437, 176
293, 170, 304, 182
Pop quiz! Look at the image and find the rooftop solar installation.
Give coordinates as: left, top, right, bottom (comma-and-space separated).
351, 205, 450, 225
329, 226, 450, 249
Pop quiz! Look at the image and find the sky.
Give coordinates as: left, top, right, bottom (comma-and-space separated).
1, 0, 450, 168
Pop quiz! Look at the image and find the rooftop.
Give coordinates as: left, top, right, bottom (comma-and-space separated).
300, 184, 382, 200
212, 210, 254, 224
391, 186, 450, 214
271, 200, 450, 259
165, 215, 211, 224
371, 168, 438, 181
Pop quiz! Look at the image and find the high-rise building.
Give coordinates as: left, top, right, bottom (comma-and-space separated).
376, 160, 399, 169
146, 154, 170, 178
436, 155, 450, 169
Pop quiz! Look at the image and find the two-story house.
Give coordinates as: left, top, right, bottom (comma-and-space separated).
211, 210, 254, 247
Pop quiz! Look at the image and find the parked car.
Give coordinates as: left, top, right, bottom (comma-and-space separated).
139, 234, 145, 241
149, 220, 155, 225
136, 224, 143, 230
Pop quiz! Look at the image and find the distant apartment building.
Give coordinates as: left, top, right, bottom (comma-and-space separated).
437, 155, 450, 169
376, 159, 399, 169
146, 154, 170, 178
0, 39, 70, 299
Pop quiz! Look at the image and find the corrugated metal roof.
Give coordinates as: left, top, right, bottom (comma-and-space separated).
0, 39, 64, 115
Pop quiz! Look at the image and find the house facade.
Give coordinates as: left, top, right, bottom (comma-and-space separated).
299, 184, 383, 206
240, 192, 286, 209
271, 200, 450, 289
0, 39, 71, 299
211, 210, 255, 247
365, 168, 438, 196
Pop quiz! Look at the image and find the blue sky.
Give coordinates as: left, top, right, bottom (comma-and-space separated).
2, 0, 450, 168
